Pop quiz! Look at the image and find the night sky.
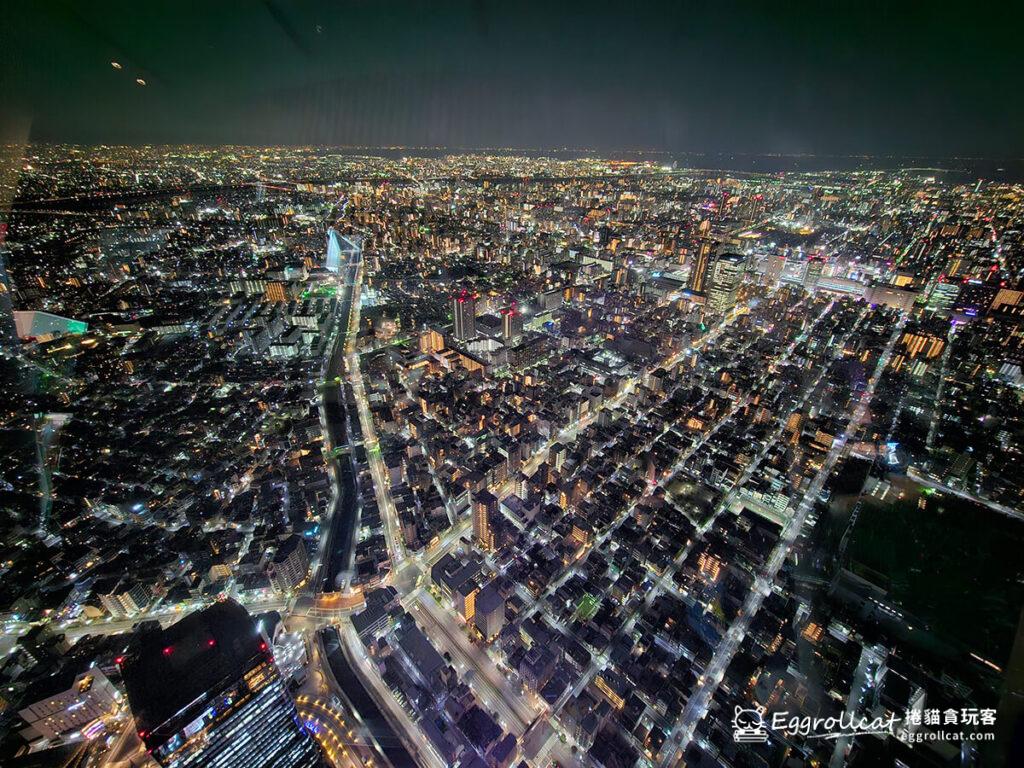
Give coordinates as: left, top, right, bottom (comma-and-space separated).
2, 1, 1022, 157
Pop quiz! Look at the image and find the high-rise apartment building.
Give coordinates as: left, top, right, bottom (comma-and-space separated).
452, 288, 477, 341
472, 490, 497, 551
122, 600, 321, 768
418, 326, 445, 354
688, 219, 713, 294
706, 253, 746, 314
501, 303, 522, 342
474, 583, 506, 639
264, 281, 287, 303
267, 535, 309, 593
98, 579, 151, 619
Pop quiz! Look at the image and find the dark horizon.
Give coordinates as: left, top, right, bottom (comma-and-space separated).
3, 1, 1023, 159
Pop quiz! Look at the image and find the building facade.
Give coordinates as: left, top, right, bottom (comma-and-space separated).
706, 253, 746, 314
452, 289, 477, 341
325, 228, 360, 273
19, 667, 120, 742
99, 581, 151, 618
501, 304, 522, 342
267, 535, 309, 593
122, 600, 321, 768
472, 489, 497, 551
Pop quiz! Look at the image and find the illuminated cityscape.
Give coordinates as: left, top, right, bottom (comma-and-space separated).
2, 3, 1024, 768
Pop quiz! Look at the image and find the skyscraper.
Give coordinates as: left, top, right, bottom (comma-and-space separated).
501, 303, 522, 342
706, 253, 746, 314
325, 228, 360, 273
687, 219, 713, 294
122, 600, 321, 768
452, 288, 477, 341
0, 248, 18, 350
472, 490, 497, 551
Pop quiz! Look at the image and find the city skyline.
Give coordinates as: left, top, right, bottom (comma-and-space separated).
2, 146, 1023, 768
2, 5, 1024, 768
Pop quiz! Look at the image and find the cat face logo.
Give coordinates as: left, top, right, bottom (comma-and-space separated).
732, 706, 768, 743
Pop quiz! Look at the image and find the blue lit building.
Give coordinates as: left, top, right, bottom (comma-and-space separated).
325, 228, 361, 273
122, 600, 322, 768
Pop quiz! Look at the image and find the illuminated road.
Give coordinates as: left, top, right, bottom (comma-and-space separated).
349, 332, 407, 566
338, 239, 547, 751
661, 312, 907, 765
924, 322, 957, 452
335, 623, 446, 768
60, 596, 290, 641
405, 592, 539, 734
905, 467, 1024, 523
296, 695, 374, 768
94, 713, 142, 768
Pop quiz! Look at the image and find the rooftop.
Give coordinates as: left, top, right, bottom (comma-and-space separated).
122, 599, 268, 740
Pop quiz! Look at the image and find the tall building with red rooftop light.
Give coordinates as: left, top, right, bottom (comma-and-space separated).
121, 600, 322, 768
501, 302, 522, 342
452, 288, 477, 341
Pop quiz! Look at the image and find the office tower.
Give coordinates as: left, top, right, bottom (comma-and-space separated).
501, 303, 522, 342
688, 219, 713, 293
706, 253, 746, 314
325, 228, 343, 273
325, 228, 360, 273
550, 442, 568, 471
122, 600, 321, 768
452, 288, 477, 341
803, 256, 825, 291
746, 192, 766, 224
0, 249, 18, 350
472, 489, 497, 551
457, 581, 480, 622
